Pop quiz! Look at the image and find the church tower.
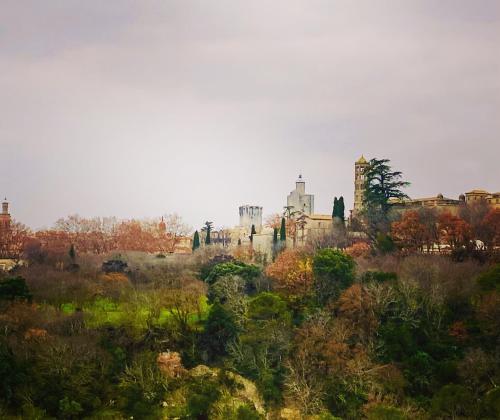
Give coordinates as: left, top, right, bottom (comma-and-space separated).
354, 156, 369, 214
0, 198, 11, 231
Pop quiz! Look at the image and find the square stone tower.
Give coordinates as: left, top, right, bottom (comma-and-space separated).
287, 175, 314, 215
0, 198, 11, 231
354, 156, 369, 214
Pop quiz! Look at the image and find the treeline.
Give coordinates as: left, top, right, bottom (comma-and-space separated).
0, 214, 191, 260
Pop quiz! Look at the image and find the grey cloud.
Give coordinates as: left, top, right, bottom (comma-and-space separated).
0, 1, 499, 229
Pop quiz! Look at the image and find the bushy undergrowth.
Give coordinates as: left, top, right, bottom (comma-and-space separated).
1, 248, 500, 419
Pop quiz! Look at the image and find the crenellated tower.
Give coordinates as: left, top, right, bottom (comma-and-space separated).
239, 205, 263, 233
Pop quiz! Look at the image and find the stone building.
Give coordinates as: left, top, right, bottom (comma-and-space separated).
390, 193, 464, 215
0, 198, 11, 232
239, 205, 263, 233
287, 175, 314, 215
353, 156, 369, 216
351, 156, 500, 215
295, 214, 333, 245
465, 190, 500, 209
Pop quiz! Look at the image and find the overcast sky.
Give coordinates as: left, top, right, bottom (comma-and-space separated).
1, 0, 499, 230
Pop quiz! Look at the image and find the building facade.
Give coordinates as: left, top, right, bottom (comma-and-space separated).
287, 175, 314, 215
465, 190, 500, 209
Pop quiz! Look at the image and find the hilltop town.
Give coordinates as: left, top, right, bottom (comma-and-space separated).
1, 156, 499, 269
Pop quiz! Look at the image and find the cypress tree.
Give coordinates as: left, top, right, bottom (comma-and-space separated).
280, 217, 286, 242
69, 244, 76, 262
332, 197, 338, 218
250, 224, 256, 243
338, 196, 345, 222
192, 231, 200, 251
205, 224, 211, 245
273, 227, 278, 245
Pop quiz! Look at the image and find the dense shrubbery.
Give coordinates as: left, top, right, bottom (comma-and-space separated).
1, 249, 500, 418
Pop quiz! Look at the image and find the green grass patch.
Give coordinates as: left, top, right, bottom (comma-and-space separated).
57, 295, 213, 330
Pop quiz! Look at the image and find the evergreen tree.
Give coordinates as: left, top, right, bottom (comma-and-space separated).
192, 230, 200, 251
201, 221, 213, 245
363, 158, 410, 237
332, 197, 339, 218
205, 224, 212, 245
338, 196, 345, 223
273, 228, 278, 245
69, 244, 76, 263
364, 158, 410, 214
250, 224, 256, 243
279, 217, 286, 242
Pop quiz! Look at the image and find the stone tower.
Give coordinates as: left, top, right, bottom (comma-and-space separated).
287, 174, 314, 215
0, 198, 11, 231
239, 205, 263, 233
354, 156, 369, 214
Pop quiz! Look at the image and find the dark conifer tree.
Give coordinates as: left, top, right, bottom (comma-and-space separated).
69, 244, 76, 263
192, 230, 200, 251
280, 217, 286, 242
338, 196, 345, 222
203, 221, 213, 245
250, 224, 256, 243
332, 197, 339, 218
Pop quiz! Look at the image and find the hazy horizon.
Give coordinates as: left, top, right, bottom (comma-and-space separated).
1, 1, 499, 230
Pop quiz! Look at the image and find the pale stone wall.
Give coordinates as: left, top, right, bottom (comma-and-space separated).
252, 233, 274, 260
239, 205, 263, 233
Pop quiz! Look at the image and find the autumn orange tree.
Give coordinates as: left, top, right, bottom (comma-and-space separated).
0, 221, 31, 259
481, 209, 500, 250
438, 212, 471, 251
265, 249, 313, 298
391, 211, 426, 252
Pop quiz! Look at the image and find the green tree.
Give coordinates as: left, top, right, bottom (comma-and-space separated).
332, 197, 339, 218
204, 221, 213, 245
280, 218, 286, 242
0, 276, 32, 302
312, 249, 355, 305
203, 303, 239, 360
431, 384, 475, 419
363, 158, 410, 236
333, 196, 346, 225
68, 243, 76, 262
233, 293, 292, 402
365, 404, 406, 420
477, 264, 500, 292
338, 196, 345, 222
250, 224, 256, 243
204, 261, 261, 287
273, 228, 278, 245
59, 397, 83, 419
192, 230, 200, 251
